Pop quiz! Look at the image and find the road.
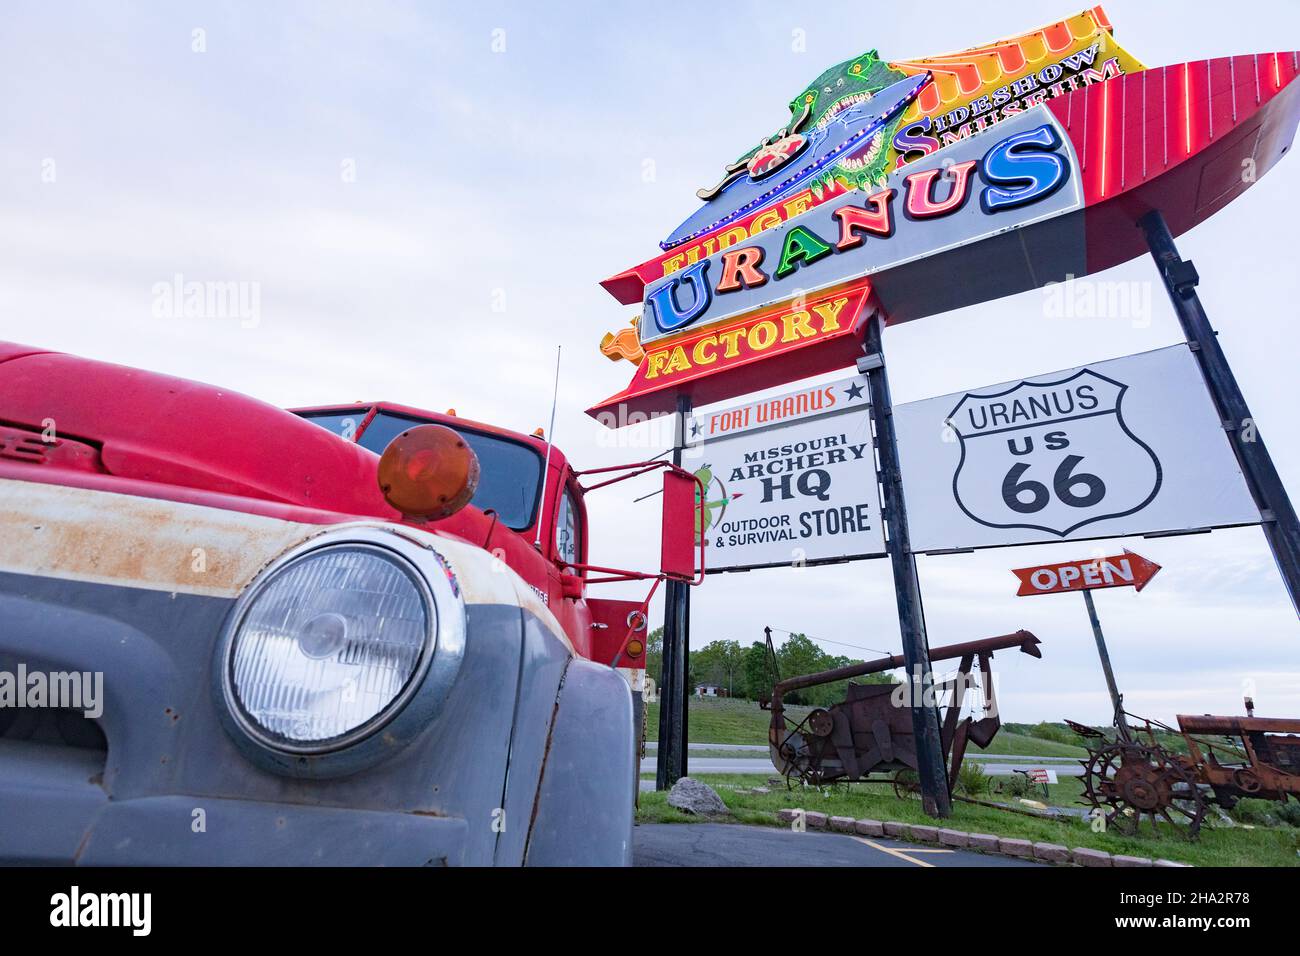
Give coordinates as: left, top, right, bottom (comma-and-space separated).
645, 742, 768, 752
645, 741, 1082, 762
639, 756, 1085, 777
633, 823, 1040, 867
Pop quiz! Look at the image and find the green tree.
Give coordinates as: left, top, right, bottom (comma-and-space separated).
689, 639, 744, 696
770, 633, 896, 706
645, 626, 663, 688
740, 641, 771, 701
776, 633, 824, 704
714, 640, 744, 697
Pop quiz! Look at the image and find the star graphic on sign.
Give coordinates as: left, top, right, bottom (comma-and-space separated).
844, 381, 865, 401
690, 420, 702, 437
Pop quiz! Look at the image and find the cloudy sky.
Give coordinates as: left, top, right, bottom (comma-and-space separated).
2, 1, 1297, 723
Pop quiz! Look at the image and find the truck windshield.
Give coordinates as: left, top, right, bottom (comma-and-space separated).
299, 410, 543, 530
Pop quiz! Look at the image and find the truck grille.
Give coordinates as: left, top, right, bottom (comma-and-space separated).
0, 706, 107, 751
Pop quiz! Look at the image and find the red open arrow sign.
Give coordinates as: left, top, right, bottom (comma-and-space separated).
1011, 550, 1161, 597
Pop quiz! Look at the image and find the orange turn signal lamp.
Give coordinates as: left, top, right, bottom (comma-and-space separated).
377, 424, 480, 522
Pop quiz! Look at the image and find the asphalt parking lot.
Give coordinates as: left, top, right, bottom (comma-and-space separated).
632, 823, 1041, 867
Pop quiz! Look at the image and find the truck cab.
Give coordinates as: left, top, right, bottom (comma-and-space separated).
293, 401, 651, 692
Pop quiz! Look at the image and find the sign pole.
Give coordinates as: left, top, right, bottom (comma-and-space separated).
656, 393, 692, 789
1140, 210, 1300, 617
1081, 589, 1131, 742
1013, 551, 1159, 738
860, 313, 951, 818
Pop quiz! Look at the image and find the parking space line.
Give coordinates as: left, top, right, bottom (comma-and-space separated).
899, 847, 955, 854
853, 837, 950, 867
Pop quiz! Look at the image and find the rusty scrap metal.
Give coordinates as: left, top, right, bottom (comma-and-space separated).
1175, 711, 1300, 806
768, 630, 1042, 789
1071, 701, 1300, 840
1077, 729, 1208, 839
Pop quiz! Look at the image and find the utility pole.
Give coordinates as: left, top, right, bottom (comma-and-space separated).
859, 313, 951, 818
1140, 210, 1300, 618
656, 393, 692, 789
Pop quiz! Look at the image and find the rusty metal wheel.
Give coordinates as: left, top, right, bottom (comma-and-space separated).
1232, 768, 1263, 794
807, 708, 834, 738
1080, 740, 1208, 840
893, 770, 921, 801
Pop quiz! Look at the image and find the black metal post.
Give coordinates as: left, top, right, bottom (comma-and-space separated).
1140, 210, 1300, 618
656, 393, 692, 789
1082, 590, 1131, 742
860, 313, 951, 818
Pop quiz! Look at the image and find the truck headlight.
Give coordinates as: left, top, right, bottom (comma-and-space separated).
221, 538, 440, 755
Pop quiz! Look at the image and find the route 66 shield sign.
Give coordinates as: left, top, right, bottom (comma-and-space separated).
895, 346, 1258, 552
945, 368, 1161, 537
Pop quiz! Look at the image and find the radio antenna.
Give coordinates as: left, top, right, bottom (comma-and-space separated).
534, 345, 562, 550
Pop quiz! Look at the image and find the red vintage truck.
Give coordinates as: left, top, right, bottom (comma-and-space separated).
0, 341, 698, 866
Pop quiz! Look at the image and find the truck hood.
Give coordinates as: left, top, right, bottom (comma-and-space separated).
0, 342, 399, 519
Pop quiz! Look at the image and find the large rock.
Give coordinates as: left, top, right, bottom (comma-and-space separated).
666, 777, 731, 817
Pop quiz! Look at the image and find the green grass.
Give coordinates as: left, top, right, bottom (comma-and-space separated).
645, 698, 809, 745
968, 730, 1088, 758
646, 699, 1088, 759
637, 773, 1300, 867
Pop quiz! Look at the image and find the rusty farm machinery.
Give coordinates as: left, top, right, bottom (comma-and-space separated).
765, 629, 1042, 793
1069, 699, 1300, 839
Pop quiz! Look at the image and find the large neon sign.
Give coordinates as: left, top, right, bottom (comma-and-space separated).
590, 8, 1300, 422
599, 6, 1143, 307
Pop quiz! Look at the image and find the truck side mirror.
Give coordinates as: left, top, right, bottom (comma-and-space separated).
660, 468, 697, 581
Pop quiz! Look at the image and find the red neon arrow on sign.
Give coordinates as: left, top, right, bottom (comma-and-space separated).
1011, 550, 1161, 597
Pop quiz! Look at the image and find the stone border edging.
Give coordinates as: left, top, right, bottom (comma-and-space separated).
776, 809, 1192, 867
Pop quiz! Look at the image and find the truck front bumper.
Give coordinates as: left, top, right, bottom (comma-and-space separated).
0, 740, 467, 866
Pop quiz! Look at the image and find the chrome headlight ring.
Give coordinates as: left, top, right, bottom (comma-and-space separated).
214, 526, 466, 778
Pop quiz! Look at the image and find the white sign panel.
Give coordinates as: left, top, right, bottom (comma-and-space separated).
895, 345, 1259, 552
688, 379, 883, 571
